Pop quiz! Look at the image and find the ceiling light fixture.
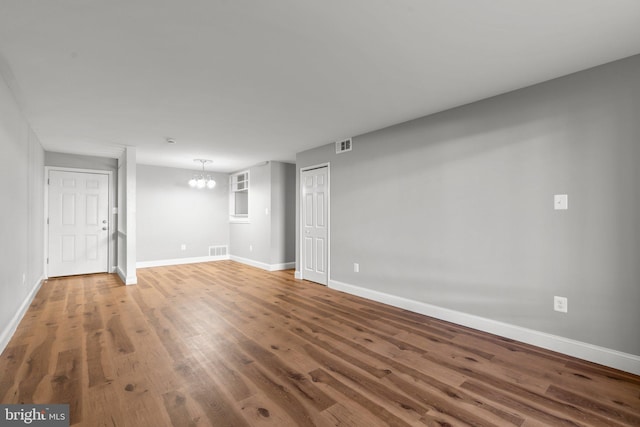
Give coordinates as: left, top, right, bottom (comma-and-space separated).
166, 137, 176, 144
189, 159, 216, 189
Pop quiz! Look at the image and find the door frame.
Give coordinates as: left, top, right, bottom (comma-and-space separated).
299, 162, 330, 285
44, 167, 115, 278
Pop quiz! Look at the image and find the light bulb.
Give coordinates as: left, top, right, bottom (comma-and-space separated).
206, 178, 216, 189
188, 178, 197, 187
196, 177, 206, 188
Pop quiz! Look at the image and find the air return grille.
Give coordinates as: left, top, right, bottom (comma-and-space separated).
209, 245, 228, 257
335, 138, 352, 153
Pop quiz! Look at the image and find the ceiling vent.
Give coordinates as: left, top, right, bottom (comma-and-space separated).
335, 138, 352, 154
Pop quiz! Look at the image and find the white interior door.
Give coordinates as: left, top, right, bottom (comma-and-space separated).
48, 170, 109, 277
301, 166, 328, 285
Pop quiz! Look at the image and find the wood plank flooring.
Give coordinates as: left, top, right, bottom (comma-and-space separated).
1, 261, 639, 426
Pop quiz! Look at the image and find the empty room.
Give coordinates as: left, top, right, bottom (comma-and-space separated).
1, 1, 639, 426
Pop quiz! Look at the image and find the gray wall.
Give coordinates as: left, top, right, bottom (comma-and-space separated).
270, 162, 296, 264
137, 164, 229, 262
118, 147, 137, 284
230, 162, 273, 263
45, 151, 118, 172
0, 71, 44, 347
296, 54, 640, 356
230, 161, 296, 266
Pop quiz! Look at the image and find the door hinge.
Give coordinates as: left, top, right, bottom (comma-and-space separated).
47, 218, 49, 225
47, 178, 50, 185
46, 258, 49, 264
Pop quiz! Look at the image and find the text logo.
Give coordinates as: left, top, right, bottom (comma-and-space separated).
1, 405, 69, 426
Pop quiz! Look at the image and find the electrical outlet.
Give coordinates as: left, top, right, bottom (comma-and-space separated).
180, 244, 186, 251
354, 263, 359, 273
22, 273, 26, 285
554, 296, 568, 313
249, 244, 253, 252
554, 194, 568, 210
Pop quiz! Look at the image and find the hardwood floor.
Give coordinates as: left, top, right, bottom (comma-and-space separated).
1, 261, 639, 426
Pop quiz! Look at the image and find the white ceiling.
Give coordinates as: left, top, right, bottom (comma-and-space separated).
1, 1, 639, 172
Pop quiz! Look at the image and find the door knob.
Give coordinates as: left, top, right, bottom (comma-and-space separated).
102, 220, 108, 224
102, 227, 108, 230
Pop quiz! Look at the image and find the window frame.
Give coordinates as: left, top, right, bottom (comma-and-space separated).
229, 170, 250, 223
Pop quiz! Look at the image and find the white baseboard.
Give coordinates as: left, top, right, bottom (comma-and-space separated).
230, 255, 294, 272
136, 255, 230, 269
272, 261, 296, 271
329, 279, 640, 376
295, 271, 302, 279
117, 266, 137, 285
0, 275, 45, 356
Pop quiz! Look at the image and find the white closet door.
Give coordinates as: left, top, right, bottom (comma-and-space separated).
301, 166, 328, 285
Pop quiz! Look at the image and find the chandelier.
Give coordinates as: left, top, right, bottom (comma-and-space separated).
188, 159, 216, 189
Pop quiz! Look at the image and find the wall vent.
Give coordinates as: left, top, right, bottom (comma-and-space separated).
335, 138, 352, 153
209, 245, 228, 257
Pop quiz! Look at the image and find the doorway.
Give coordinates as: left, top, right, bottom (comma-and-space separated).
47, 169, 110, 277
300, 165, 329, 285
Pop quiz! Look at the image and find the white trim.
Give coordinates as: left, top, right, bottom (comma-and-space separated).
299, 162, 330, 285
45, 166, 114, 175
228, 217, 250, 224
0, 275, 45, 355
137, 255, 230, 269
123, 147, 137, 285
295, 271, 302, 279
329, 279, 640, 376
271, 262, 296, 271
117, 266, 137, 285
43, 172, 48, 277
44, 166, 114, 277
230, 255, 294, 272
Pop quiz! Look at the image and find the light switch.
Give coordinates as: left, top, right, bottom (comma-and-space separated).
554, 194, 568, 210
